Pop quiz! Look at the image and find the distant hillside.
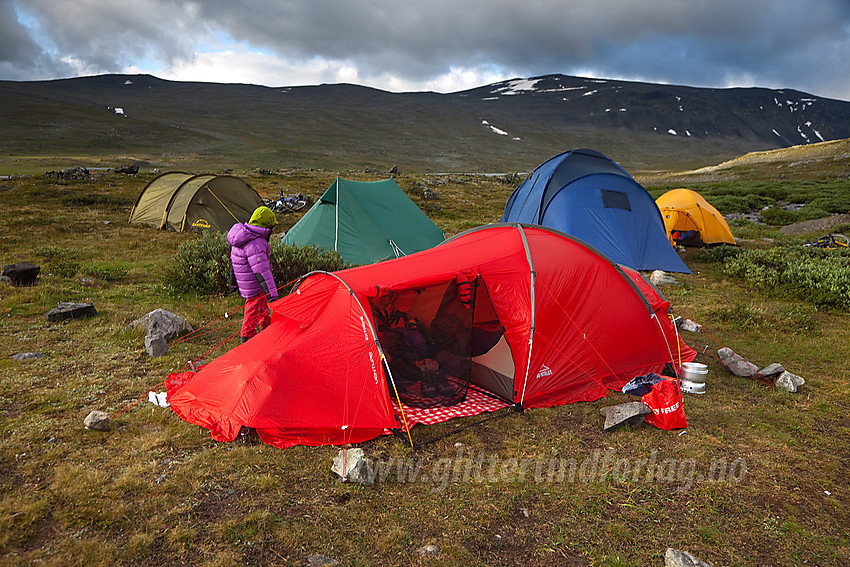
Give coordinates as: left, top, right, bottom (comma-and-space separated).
638, 138, 850, 184
1, 73, 849, 174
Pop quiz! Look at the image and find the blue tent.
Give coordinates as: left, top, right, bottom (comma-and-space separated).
501, 149, 691, 273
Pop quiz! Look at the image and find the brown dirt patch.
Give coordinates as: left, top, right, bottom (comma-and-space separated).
777, 213, 850, 236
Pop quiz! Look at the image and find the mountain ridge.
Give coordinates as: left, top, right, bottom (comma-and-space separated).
1, 73, 849, 174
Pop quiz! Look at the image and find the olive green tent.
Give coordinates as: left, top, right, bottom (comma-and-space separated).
128, 172, 263, 232
282, 177, 445, 265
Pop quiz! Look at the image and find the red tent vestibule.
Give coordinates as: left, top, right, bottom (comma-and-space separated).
167, 224, 695, 449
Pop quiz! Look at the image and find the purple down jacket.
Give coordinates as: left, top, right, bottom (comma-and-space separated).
227, 222, 278, 300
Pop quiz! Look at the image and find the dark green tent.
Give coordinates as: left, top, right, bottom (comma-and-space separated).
282, 178, 445, 265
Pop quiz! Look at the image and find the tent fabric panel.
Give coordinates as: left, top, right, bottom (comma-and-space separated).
517, 229, 671, 407
540, 174, 690, 273
182, 177, 263, 231
128, 172, 193, 227
163, 174, 217, 230
344, 178, 446, 257
167, 276, 397, 447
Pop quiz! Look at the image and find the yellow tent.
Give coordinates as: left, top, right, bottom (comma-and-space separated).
656, 188, 737, 247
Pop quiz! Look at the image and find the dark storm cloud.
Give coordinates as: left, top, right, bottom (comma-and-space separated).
1, 0, 848, 100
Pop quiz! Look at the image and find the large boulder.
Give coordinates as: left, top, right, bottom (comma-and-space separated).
717, 347, 758, 377
84, 410, 111, 431
125, 308, 193, 341
2, 262, 40, 286
46, 302, 97, 322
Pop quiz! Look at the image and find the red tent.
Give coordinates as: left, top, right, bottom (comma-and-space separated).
167, 224, 695, 449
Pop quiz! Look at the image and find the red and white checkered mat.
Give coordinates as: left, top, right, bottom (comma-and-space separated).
390, 387, 510, 428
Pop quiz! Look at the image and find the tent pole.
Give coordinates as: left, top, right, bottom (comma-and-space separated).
334, 178, 340, 252
516, 224, 537, 406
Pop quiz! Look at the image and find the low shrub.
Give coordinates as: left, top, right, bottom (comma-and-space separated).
723, 246, 850, 310
47, 259, 81, 278
162, 231, 352, 296
694, 244, 742, 263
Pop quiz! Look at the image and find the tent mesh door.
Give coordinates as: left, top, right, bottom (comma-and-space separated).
372, 283, 473, 409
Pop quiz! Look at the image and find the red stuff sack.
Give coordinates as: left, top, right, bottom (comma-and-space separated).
641, 378, 687, 430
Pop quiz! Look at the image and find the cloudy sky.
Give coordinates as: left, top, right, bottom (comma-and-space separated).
1, 0, 849, 100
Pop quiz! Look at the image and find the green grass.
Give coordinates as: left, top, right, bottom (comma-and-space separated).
1, 161, 849, 566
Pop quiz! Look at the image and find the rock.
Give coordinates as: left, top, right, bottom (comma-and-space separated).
307, 554, 339, 566
775, 371, 805, 393
600, 402, 653, 432
422, 187, 439, 200
46, 302, 97, 322
12, 352, 45, 361
114, 164, 139, 175
331, 448, 375, 485
145, 334, 168, 358
650, 270, 679, 285
125, 308, 193, 341
759, 363, 785, 378
665, 548, 714, 567
716, 347, 758, 377
416, 544, 441, 558
389, 165, 398, 174
678, 319, 703, 333
2, 262, 40, 286
84, 410, 111, 431
44, 167, 89, 180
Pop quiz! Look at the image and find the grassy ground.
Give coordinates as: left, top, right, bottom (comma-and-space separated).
1, 166, 848, 566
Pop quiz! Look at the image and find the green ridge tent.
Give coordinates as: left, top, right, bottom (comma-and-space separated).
282, 177, 445, 265
129, 172, 263, 232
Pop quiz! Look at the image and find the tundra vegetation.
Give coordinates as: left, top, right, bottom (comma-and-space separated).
1, 150, 848, 566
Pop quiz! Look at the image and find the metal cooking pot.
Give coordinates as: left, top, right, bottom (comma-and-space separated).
680, 362, 708, 384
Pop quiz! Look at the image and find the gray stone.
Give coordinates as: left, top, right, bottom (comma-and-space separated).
2, 262, 40, 286
650, 270, 679, 286
46, 302, 97, 322
306, 554, 339, 566
12, 352, 45, 361
775, 371, 805, 393
84, 410, 111, 431
145, 333, 168, 358
759, 363, 785, 378
331, 448, 375, 485
679, 319, 703, 333
125, 308, 193, 341
600, 402, 653, 432
665, 548, 714, 567
416, 544, 441, 558
717, 347, 758, 377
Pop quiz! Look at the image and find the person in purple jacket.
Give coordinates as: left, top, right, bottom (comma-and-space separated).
227, 206, 279, 343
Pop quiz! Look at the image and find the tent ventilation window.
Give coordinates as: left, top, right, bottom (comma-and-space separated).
601, 189, 631, 211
